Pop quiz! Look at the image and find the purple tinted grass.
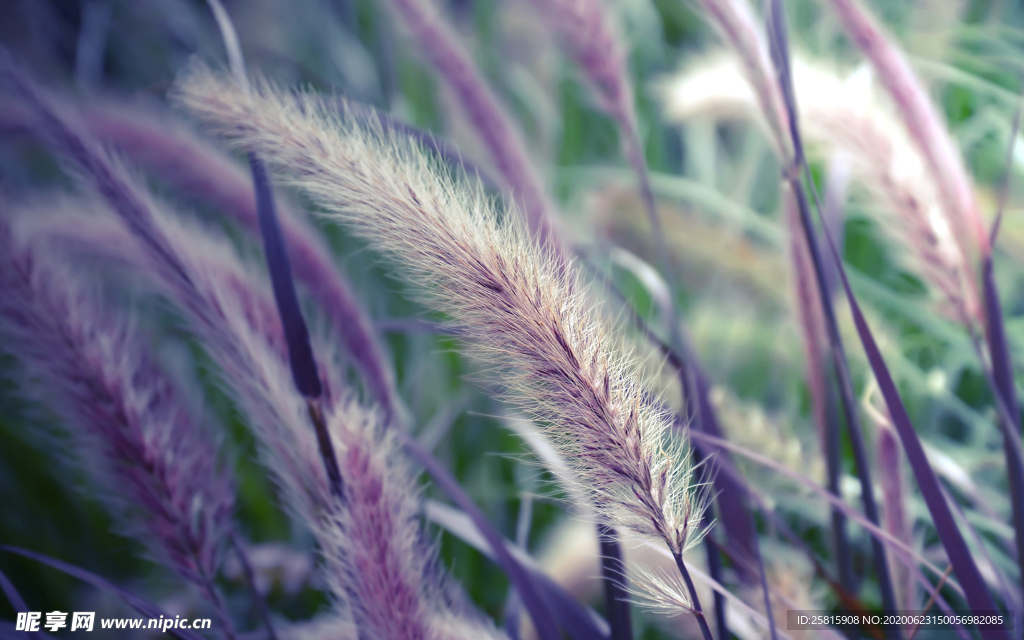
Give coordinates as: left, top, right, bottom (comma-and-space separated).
0, 61, 342, 517
536, 6, 750, 632
0, 220, 237, 637
681, 0, 852, 605
206, 1, 343, 499
1, 547, 208, 640
766, 3, 1008, 632
384, 0, 566, 259
176, 71, 707, 639
786, 194, 856, 594
765, 2, 901, 630
3, 76, 332, 516
827, 0, 988, 310
875, 422, 915, 610
0, 100, 398, 417
401, 434, 563, 640
424, 500, 610, 640
0, 566, 43, 640
9, 123, 489, 640
0, 58, 194, 300
981, 93, 1024, 616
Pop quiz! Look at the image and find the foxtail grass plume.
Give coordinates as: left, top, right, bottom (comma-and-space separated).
317, 398, 506, 640
528, 0, 635, 131
688, 0, 789, 155
176, 67, 707, 560
71, 103, 397, 414
828, 0, 988, 267
5, 85, 502, 638
659, 55, 981, 326
0, 58, 339, 518
0, 214, 235, 628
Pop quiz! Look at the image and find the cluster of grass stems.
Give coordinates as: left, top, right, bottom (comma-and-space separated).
0, 0, 1022, 639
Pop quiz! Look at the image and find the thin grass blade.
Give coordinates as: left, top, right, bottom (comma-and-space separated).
983, 91, 1024, 615
765, 0, 901, 629
426, 500, 611, 640
400, 434, 564, 640
0, 567, 43, 640
1, 547, 208, 640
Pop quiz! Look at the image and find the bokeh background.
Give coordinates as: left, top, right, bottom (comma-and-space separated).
2, 0, 1024, 637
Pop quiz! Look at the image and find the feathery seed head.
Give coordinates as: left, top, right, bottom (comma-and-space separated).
529, 0, 635, 128
176, 66, 707, 556
660, 54, 982, 326
0, 213, 234, 595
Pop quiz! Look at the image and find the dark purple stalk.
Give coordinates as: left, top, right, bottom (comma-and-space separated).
789, 186, 856, 598
831, 242, 1008, 636
672, 552, 714, 640
823, 375, 856, 599
250, 155, 322, 399
702, 530, 728, 640
206, 0, 343, 498
249, 153, 343, 498
766, 3, 1008, 631
596, 524, 632, 640
980, 262, 1024, 599
583, 255, 767, 640
981, 93, 1024, 612
765, 2, 901, 631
